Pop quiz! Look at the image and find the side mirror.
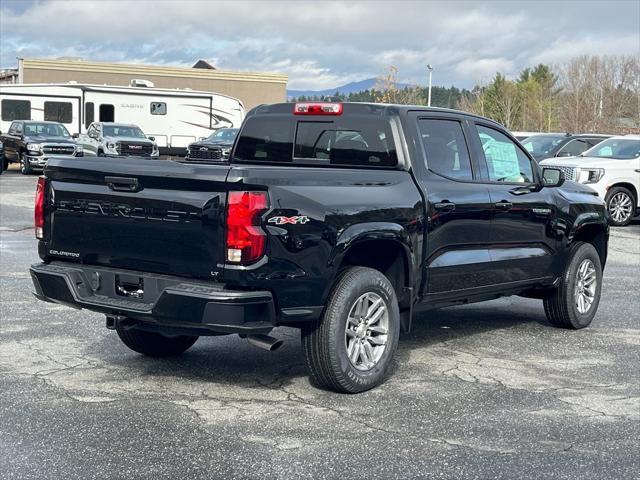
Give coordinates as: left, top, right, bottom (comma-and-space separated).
147, 136, 155, 141
542, 167, 565, 187
72, 133, 79, 139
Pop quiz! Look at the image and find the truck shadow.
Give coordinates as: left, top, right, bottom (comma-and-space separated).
104, 298, 548, 390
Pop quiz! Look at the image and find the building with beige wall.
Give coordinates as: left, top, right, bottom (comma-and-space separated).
17, 58, 288, 109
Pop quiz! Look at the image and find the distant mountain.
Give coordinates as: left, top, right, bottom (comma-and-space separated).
287, 77, 413, 99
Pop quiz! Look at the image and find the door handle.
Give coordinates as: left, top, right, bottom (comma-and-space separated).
105, 176, 140, 192
434, 201, 456, 211
495, 201, 513, 211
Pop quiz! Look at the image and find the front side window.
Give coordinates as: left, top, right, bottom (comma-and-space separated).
418, 118, 473, 180
44, 101, 72, 123
557, 139, 590, 157
150, 102, 167, 115
477, 125, 535, 183
2, 99, 30, 121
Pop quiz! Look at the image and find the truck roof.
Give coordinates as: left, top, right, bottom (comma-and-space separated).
252, 102, 505, 129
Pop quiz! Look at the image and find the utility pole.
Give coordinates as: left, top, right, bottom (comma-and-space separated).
427, 64, 433, 107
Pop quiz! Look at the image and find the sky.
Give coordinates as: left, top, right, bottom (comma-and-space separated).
0, 0, 638, 90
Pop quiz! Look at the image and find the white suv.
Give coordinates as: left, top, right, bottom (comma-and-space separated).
540, 135, 640, 226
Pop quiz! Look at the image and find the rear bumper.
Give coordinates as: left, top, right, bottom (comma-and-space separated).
30, 262, 276, 335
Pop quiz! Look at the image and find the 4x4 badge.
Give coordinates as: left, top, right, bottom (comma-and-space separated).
268, 215, 309, 225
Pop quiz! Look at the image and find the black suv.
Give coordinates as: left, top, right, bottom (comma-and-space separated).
30, 103, 609, 393
185, 127, 239, 162
520, 133, 610, 161
1, 120, 82, 174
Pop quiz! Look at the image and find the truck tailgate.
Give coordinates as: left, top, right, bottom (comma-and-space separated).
44, 157, 230, 279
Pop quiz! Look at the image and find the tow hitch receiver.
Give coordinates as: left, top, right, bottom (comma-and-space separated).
115, 275, 144, 298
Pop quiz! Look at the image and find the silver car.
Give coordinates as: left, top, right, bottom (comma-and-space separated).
78, 122, 159, 158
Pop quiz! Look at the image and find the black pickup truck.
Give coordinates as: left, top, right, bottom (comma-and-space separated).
30, 102, 609, 393
1, 120, 82, 174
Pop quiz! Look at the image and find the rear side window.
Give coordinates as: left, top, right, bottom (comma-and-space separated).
44, 101, 72, 123
234, 115, 397, 168
418, 118, 473, 180
2, 99, 30, 121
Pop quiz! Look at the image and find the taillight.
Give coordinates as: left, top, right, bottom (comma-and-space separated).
34, 176, 46, 239
294, 102, 343, 115
226, 191, 269, 264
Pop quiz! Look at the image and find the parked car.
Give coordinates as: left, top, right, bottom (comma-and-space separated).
185, 128, 239, 162
0, 120, 83, 174
30, 102, 609, 393
541, 135, 640, 226
77, 122, 159, 158
521, 133, 610, 162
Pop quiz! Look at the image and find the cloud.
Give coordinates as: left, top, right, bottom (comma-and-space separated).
0, 0, 638, 89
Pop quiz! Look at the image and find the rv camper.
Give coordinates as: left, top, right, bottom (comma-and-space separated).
0, 82, 245, 155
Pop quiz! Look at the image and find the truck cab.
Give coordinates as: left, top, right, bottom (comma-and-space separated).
30, 102, 609, 393
78, 122, 159, 158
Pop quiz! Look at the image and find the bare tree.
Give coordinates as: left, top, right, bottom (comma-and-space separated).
374, 66, 424, 105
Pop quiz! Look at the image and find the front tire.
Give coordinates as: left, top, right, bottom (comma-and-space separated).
116, 326, 198, 357
543, 242, 602, 329
302, 267, 400, 393
605, 186, 635, 227
19, 152, 32, 175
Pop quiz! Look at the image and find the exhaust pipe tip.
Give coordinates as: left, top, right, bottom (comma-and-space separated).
246, 334, 284, 352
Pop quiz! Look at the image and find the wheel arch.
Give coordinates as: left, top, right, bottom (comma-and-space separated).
326, 222, 416, 330
606, 182, 638, 205
569, 221, 609, 268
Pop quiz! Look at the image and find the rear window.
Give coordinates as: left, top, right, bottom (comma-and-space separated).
234, 115, 397, 168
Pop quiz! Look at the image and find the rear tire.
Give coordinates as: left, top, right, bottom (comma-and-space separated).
301, 267, 400, 393
605, 186, 635, 227
116, 326, 198, 357
543, 242, 602, 329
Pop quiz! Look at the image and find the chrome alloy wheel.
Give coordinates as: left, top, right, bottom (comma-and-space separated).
345, 292, 389, 371
575, 259, 597, 314
608, 192, 633, 224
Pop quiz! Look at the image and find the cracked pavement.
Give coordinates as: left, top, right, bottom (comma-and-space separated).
1, 168, 639, 479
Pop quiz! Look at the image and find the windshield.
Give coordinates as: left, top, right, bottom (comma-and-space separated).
521, 135, 566, 158
583, 138, 640, 160
207, 128, 239, 142
24, 123, 70, 138
103, 125, 146, 138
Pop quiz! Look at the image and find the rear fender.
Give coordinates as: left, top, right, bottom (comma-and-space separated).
326, 222, 416, 330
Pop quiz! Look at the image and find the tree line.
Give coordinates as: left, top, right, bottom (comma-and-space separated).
290, 55, 640, 134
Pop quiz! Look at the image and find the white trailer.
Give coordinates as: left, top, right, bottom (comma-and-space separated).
0, 82, 245, 155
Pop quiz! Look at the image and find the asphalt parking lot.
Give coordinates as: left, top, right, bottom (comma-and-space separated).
1, 165, 639, 480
